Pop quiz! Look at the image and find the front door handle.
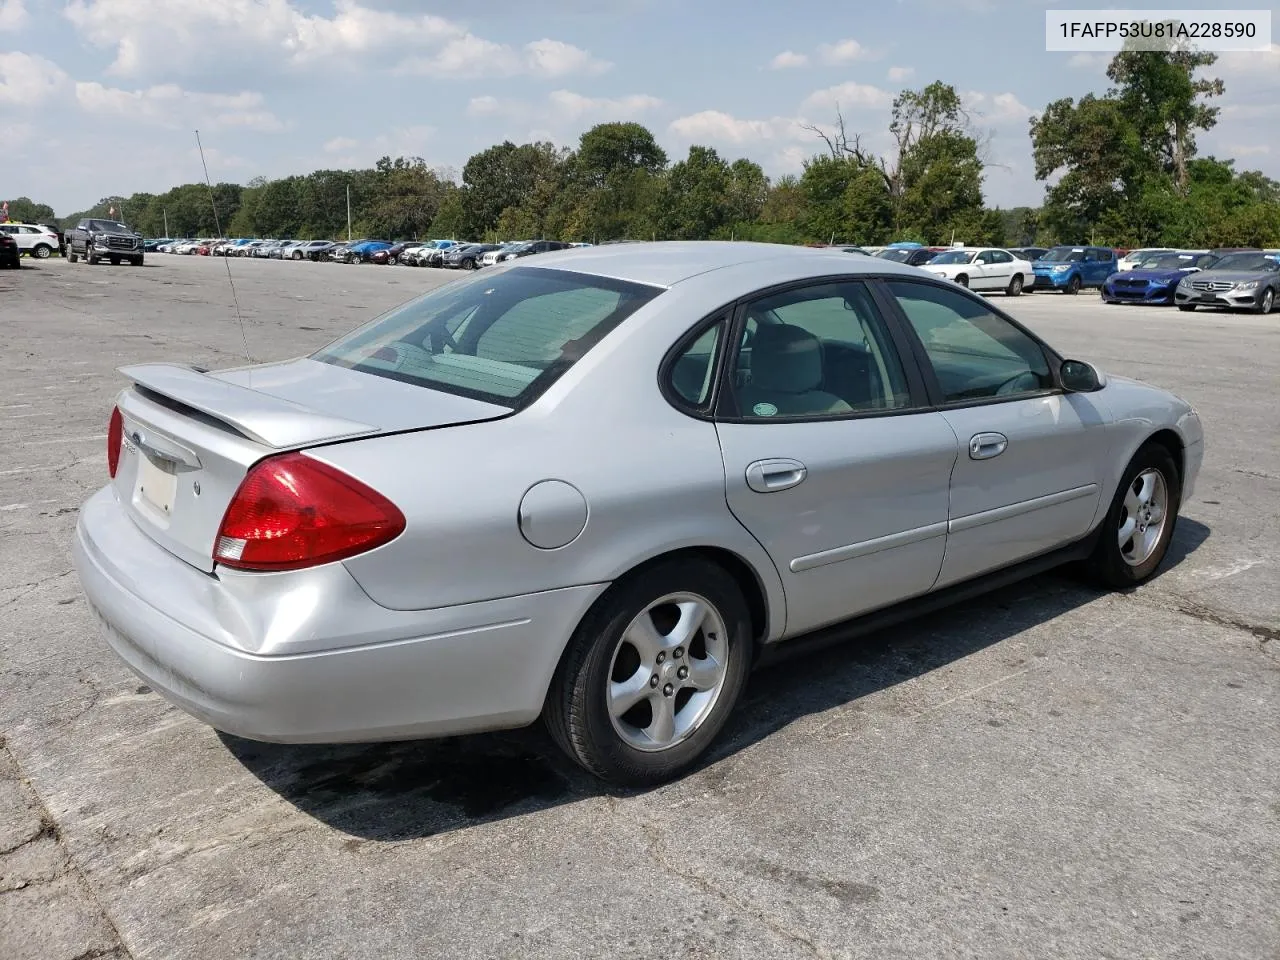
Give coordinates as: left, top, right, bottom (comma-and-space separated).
745, 458, 808, 493
969, 432, 1008, 461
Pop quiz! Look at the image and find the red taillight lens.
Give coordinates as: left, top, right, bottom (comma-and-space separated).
214, 453, 405, 572
107, 407, 123, 478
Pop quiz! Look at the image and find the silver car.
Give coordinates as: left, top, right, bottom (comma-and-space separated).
72, 242, 1204, 785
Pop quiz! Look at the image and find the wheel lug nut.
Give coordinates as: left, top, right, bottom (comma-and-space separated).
650, 674, 659, 688
673, 647, 684, 659
678, 666, 689, 680
656, 652, 665, 664
663, 683, 674, 697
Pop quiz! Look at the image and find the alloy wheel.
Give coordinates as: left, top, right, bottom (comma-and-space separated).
606, 592, 730, 752
1118, 468, 1168, 567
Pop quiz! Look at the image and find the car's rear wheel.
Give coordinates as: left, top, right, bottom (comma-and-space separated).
545, 558, 752, 786
1256, 288, 1275, 315
1086, 442, 1181, 589
1006, 274, 1023, 296
1066, 275, 1082, 295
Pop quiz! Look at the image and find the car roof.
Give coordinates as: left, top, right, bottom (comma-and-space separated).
518, 240, 929, 287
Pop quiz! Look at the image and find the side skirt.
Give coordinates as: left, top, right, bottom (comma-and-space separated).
754, 524, 1104, 668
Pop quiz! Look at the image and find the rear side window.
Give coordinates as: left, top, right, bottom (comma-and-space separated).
313, 267, 662, 408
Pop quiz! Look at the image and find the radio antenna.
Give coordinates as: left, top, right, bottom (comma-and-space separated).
195, 129, 251, 363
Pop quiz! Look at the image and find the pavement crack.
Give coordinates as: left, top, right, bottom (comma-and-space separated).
0, 568, 74, 609
1167, 596, 1280, 650
639, 830, 837, 960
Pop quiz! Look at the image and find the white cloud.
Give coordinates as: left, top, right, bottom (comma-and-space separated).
964, 90, 1034, 126
467, 90, 661, 124
525, 39, 611, 78
769, 50, 808, 70
801, 81, 893, 113
319, 126, 438, 168
887, 65, 914, 82
0, 52, 69, 105
323, 136, 359, 153
1217, 43, 1280, 78
397, 35, 609, 79
818, 38, 881, 64
547, 90, 660, 121
0, 0, 27, 31
74, 82, 285, 131
1067, 52, 1109, 71
1228, 144, 1271, 157
668, 110, 798, 145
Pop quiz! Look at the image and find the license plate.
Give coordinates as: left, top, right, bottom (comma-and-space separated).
135, 455, 177, 517
1199, 292, 1219, 301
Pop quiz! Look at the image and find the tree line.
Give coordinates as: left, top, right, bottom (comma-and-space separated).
11, 45, 1278, 250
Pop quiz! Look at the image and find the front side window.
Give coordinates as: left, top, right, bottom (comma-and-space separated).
313, 267, 662, 407
886, 280, 1052, 404
726, 281, 912, 420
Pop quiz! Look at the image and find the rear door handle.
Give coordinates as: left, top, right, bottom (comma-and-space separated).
745, 458, 808, 493
969, 432, 1008, 460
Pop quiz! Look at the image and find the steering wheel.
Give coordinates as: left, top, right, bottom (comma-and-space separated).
995, 371, 1040, 396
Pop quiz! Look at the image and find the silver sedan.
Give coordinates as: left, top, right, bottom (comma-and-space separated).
73, 242, 1204, 785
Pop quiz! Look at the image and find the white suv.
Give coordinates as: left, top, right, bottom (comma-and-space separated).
0, 222, 60, 259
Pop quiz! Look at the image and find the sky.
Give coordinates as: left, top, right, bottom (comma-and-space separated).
1, 0, 1277, 217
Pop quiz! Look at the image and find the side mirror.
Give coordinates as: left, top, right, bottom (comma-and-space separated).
1061, 359, 1103, 393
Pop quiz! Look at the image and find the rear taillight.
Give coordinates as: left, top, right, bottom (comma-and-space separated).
214, 453, 405, 572
107, 407, 123, 478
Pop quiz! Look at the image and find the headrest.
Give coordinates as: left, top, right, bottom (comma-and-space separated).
749, 324, 824, 393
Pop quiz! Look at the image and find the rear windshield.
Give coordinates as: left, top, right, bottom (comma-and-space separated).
312, 266, 663, 408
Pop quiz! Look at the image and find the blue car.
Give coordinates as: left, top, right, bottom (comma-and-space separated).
346, 240, 392, 263
1032, 245, 1118, 294
1102, 252, 1220, 305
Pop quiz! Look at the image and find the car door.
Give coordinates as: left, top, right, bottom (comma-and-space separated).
881, 278, 1111, 587
1085, 248, 1114, 286
986, 249, 1016, 288
705, 279, 959, 636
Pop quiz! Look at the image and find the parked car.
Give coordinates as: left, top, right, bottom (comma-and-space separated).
443, 243, 502, 270
74, 242, 1203, 786
920, 247, 1035, 295
0, 222, 61, 259
482, 241, 522, 267
495, 239, 571, 263
1101, 252, 1218, 305
416, 240, 460, 267
344, 240, 391, 264
1032, 246, 1117, 294
1008, 247, 1048, 262
298, 240, 337, 261
371, 242, 422, 265
274, 241, 306, 260
0, 229, 19, 268
1116, 248, 1177, 272
1173, 251, 1280, 314
65, 218, 145, 266
877, 246, 948, 267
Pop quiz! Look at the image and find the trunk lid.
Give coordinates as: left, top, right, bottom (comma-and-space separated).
111, 360, 510, 572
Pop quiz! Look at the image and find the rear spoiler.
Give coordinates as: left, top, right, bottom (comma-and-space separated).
118, 363, 377, 449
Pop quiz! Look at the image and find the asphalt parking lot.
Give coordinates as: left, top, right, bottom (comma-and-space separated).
2, 254, 1277, 960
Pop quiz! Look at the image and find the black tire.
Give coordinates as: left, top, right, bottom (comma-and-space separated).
544, 558, 753, 786
1256, 288, 1275, 315
1006, 274, 1023, 296
292, 250, 302, 260
1177, 304, 1196, 312
1085, 442, 1181, 589
1066, 274, 1082, 295
88, 251, 100, 265
131, 256, 144, 266
68, 251, 79, 264
463, 258, 477, 270
32, 244, 52, 259
955, 274, 969, 288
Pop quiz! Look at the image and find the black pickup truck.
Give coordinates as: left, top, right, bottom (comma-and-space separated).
65, 218, 145, 266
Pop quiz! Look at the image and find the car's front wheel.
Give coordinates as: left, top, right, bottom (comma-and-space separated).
955, 274, 969, 288
1066, 275, 1082, 295
1086, 442, 1181, 589
545, 558, 752, 786
32, 244, 52, 259
1256, 288, 1275, 315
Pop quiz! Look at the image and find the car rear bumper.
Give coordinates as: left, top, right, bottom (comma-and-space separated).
72, 485, 608, 743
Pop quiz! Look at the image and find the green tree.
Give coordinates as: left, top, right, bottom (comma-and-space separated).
663, 145, 733, 240
3, 197, 56, 223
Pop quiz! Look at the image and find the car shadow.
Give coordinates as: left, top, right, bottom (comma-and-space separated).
222, 518, 1210, 841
